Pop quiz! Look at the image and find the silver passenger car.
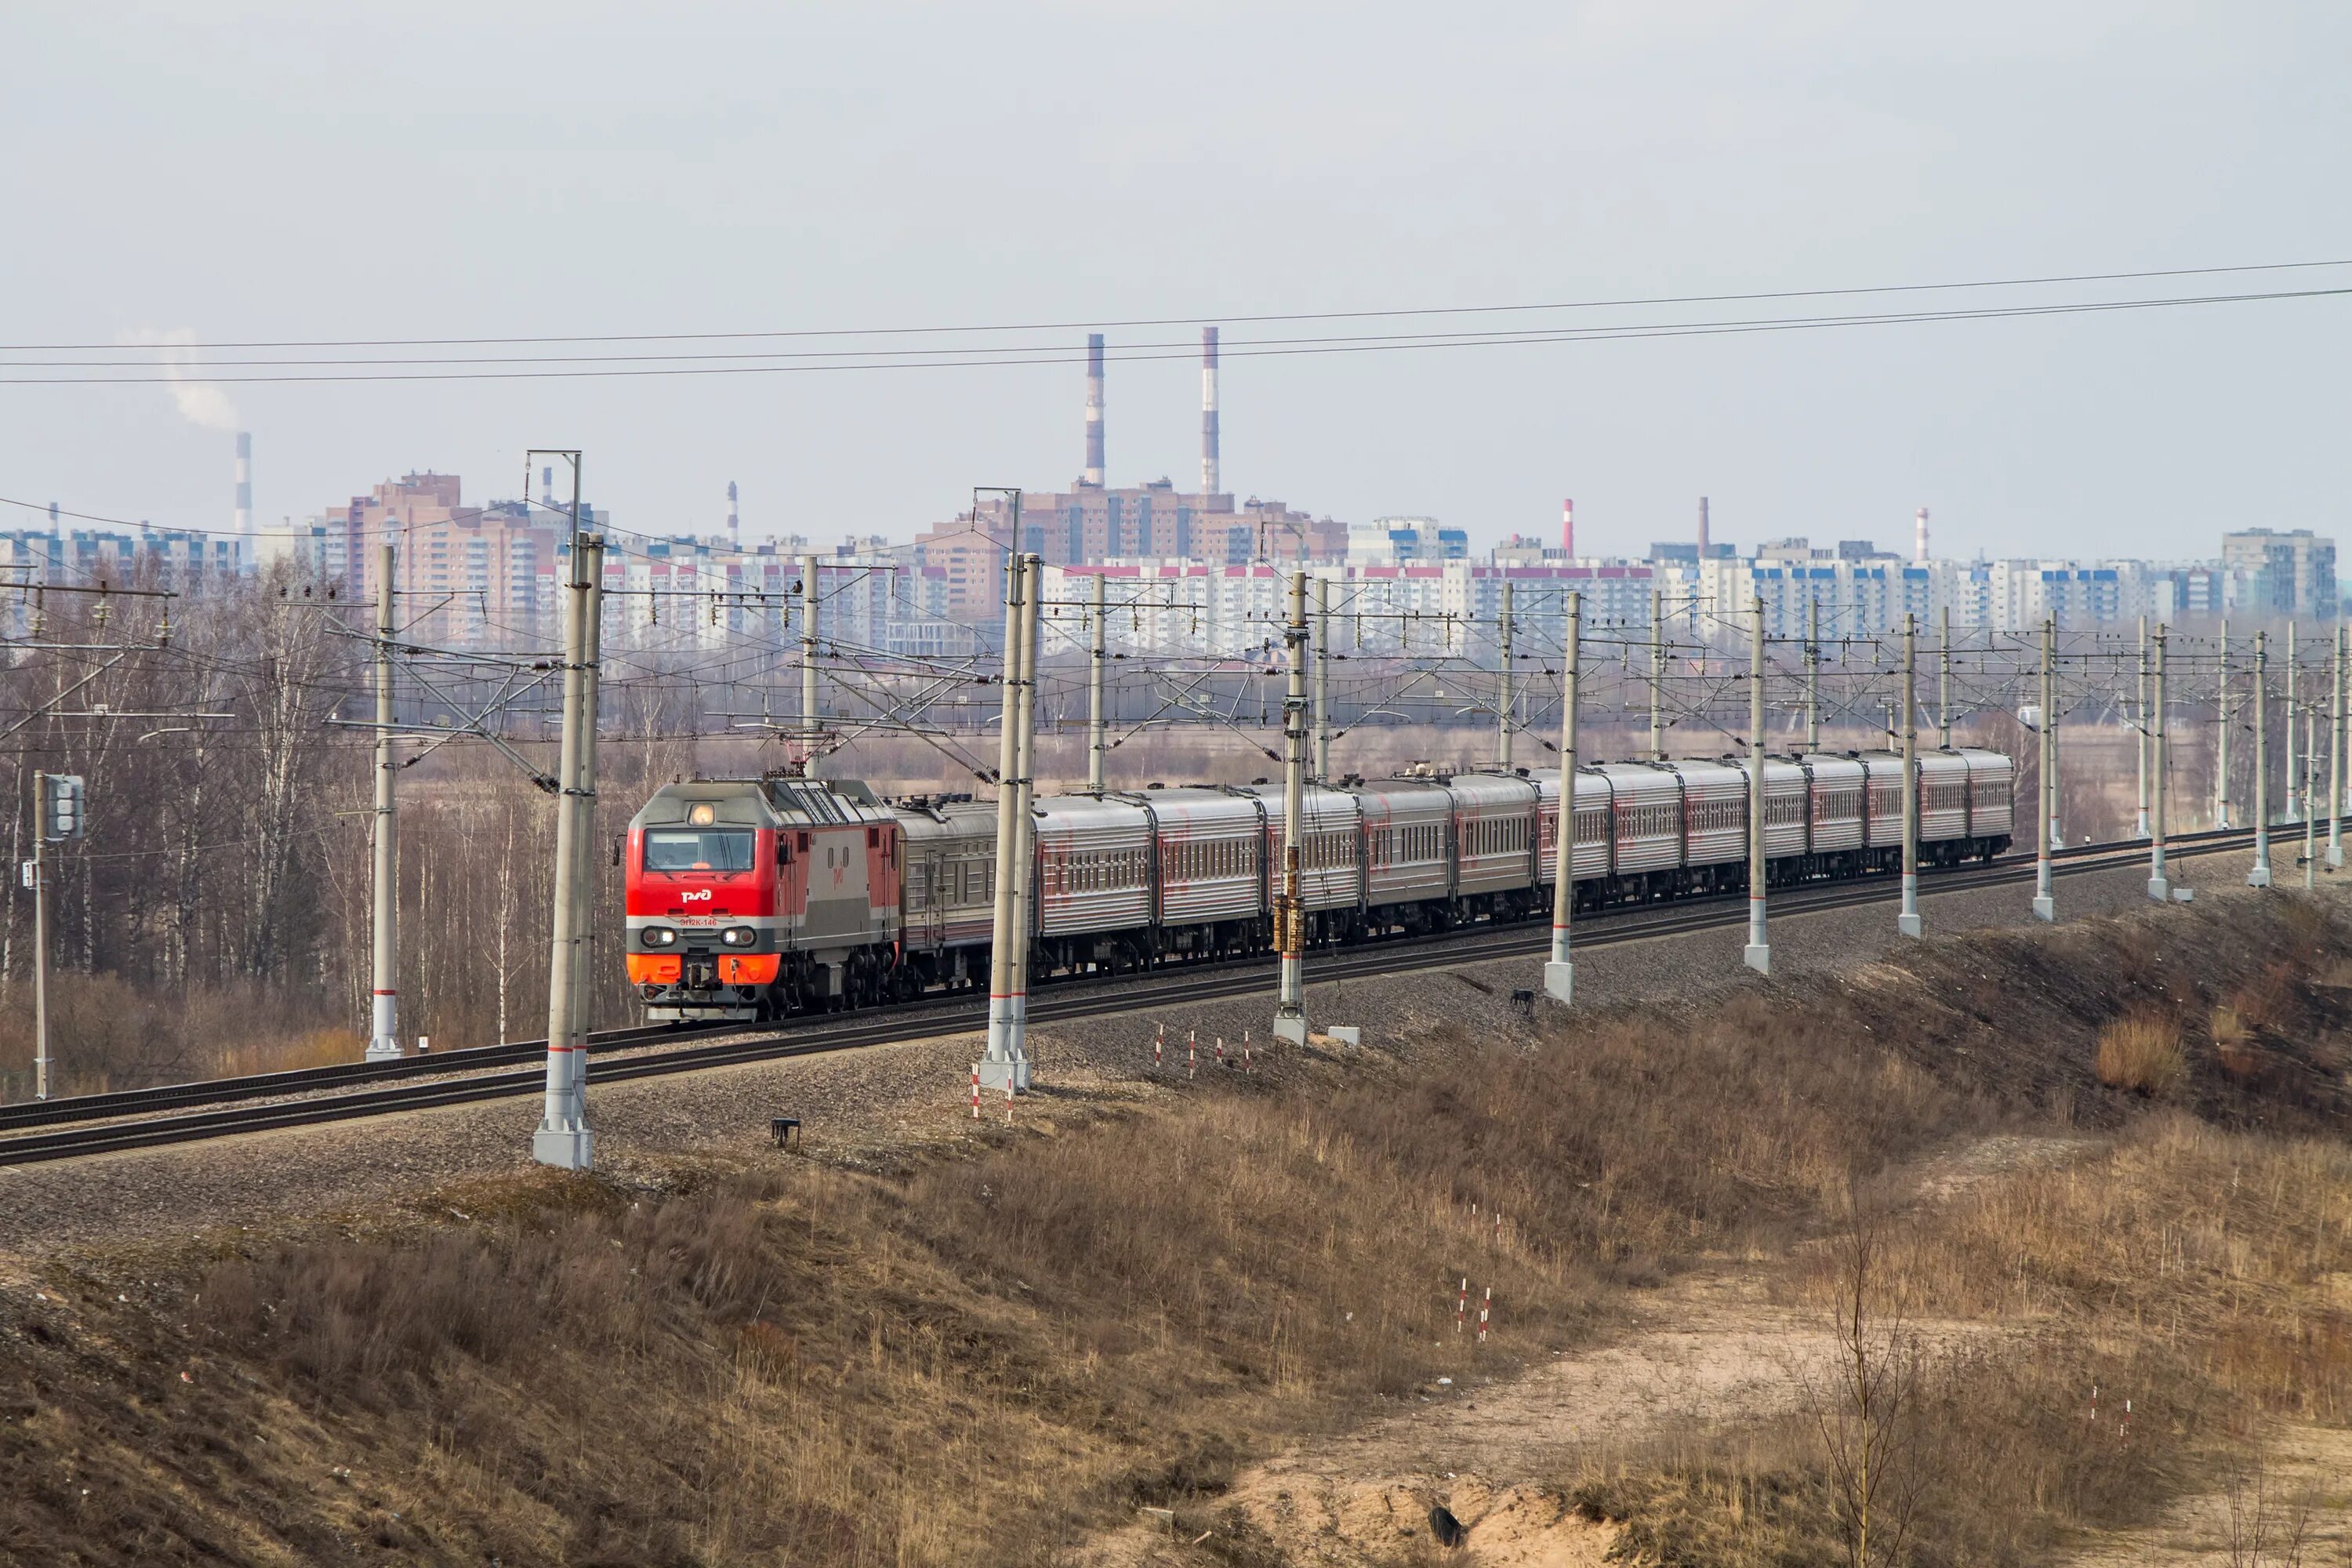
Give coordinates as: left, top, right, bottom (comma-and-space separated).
1239, 783, 1366, 913
1138, 787, 1267, 929
1352, 779, 1454, 911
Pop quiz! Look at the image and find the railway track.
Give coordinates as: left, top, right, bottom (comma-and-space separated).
0, 824, 2279, 1166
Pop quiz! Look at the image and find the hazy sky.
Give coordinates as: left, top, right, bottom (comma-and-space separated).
3, 2, 2347, 561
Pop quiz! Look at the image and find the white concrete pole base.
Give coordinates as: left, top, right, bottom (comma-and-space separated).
365, 1036, 405, 1062
2330, 845, 2345, 869
1542, 960, 1574, 1005
1743, 942, 1770, 976
1272, 1012, 1307, 1045
976, 1057, 1031, 1093
2032, 894, 2056, 922
533, 1124, 594, 1170
2147, 875, 2171, 902
1898, 912, 1923, 938
2248, 862, 2274, 888
2134, 811, 2151, 839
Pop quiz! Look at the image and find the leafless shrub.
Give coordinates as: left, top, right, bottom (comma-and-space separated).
1802, 1184, 1931, 1567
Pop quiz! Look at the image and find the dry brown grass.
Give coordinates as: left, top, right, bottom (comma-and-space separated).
2096, 1009, 2187, 1096
2, 896, 2350, 1566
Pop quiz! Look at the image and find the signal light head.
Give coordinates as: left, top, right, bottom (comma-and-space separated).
720, 926, 757, 947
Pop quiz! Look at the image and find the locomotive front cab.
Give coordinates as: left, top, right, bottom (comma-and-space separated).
626, 782, 788, 1020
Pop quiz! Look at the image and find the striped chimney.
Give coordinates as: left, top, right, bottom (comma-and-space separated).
1915, 506, 1930, 563
1697, 495, 1710, 557
234, 432, 252, 535
1083, 332, 1106, 486
1561, 499, 1575, 559
1200, 327, 1221, 496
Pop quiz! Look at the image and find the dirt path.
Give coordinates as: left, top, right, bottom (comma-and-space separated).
2059, 1424, 2352, 1566
1090, 1265, 1972, 1566
1087, 1132, 2097, 1567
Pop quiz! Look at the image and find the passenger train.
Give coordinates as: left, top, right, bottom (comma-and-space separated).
622, 749, 2015, 1021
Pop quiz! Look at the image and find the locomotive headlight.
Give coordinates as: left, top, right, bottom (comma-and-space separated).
720, 926, 757, 947
642, 927, 679, 948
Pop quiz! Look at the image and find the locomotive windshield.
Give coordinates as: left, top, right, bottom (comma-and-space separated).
644, 827, 756, 873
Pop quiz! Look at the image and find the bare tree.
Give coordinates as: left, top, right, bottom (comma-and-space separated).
1806, 1181, 1931, 1567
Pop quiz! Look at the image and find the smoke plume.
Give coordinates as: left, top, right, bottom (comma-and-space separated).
121, 328, 241, 431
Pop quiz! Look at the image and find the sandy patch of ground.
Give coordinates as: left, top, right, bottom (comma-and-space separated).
2060, 1424, 2352, 1566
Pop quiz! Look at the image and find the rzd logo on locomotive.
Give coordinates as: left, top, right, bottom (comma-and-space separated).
681, 889, 713, 902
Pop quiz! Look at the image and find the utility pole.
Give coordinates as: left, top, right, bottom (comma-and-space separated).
1937, 604, 1952, 750
799, 552, 821, 777
30, 781, 48, 1099
1312, 577, 1332, 782
2034, 616, 2056, 922
367, 540, 401, 1061
1495, 579, 1514, 771
2133, 615, 2151, 838
28, 773, 81, 1099
1900, 612, 1922, 938
2250, 629, 2273, 888
980, 554, 1033, 1091
2332, 623, 2346, 869
1006, 555, 1042, 1072
1805, 597, 1821, 752
1649, 586, 1666, 762
2304, 706, 2318, 889
2215, 619, 2232, 829
1744, 595, 1769, 975
2149, 623, 2171, 902
566, 536, 605, 1090
1273, 570, 1309, 1044
1087, 572, 1107, 793
2286, 622, 2300, 822
1544, 592, 1580, 1004
535, 445, 594, 1171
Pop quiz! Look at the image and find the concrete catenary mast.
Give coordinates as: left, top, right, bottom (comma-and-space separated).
982, 554, 1035, 1091
1312, 577, 1332, 782
1495, 580, 1514, 770
1273, 570, 1310, 1044
1087, 573, 1107, 793
2033, 616, 2056, 923
2149, 623, 2172, 902
1899, 612, 1922, 938
2216, 619, 2233, 829
2133, 615, 2151, 837
1544, 591, 1581, 1004
1744, 594, 1769, 975
535, 445, 598, 1168
2249, 629, 2273, 887
799, 553, 821, 775
2332, 625, 2347, 869
367, 541, 401, 1061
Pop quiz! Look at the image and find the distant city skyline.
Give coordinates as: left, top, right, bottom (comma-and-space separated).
3, 4, 2348, 564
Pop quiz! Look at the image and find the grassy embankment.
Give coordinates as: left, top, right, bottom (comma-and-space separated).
0, 897, 2346, 1566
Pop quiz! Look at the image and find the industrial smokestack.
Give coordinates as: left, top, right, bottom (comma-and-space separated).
1915, 506, 1930, 563
1200, 327, 1221, 496
726, 480, 739, 543
1083, 332, 1106, 486
234, 432, 252, 536
1561, 499, 1575, 560
1697, 495, 1710, 558
541, 466, 554, 509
